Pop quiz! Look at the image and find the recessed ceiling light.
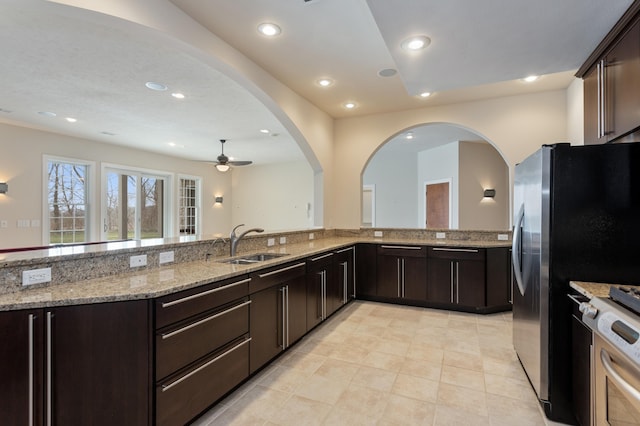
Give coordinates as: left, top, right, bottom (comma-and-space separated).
171, 92, 185, 99
257, 23, 281, 37
65, 117, 77, 123
344, 102, 356, 109
419, 92, 431, 98
378, 68, 397, 77
401, 35, 431, 51
145, 81, 168, 91
168, 142, 184, 148
522, 75, 539, 83
317, 78, 333, 87
260, 129, 270, 134
38, 111, 56, 117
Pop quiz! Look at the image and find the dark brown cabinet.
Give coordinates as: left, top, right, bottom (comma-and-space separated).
155, 276, 250, 426
355, 244, 377, 298
582, 17, 640, 144
334, 246, 355, 309
427, 247, 485, 308
249, 262, 307, 373
307, 252, 335, 329
0, 301, 152, 426
377, 245, 428, 301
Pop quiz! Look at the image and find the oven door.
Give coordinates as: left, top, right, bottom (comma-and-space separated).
594, 333, 640, 425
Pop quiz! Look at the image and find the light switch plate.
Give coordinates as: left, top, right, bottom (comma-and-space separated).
279, 237, 287, 244
497, 234, 509, 241
436, 232, 446, 239
130, 254, 147, 268
23, 267, 52, 286
374, 231, 383, 237
267, 238, 275, 247
159, 251, 174, 264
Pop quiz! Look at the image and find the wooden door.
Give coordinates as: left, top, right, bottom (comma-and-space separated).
426, 182, 449, 229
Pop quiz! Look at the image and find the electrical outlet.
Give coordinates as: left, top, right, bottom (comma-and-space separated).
267, 238, 275, 247
436, 232, 446, 239
374, 231, 383, 237
22, 267, 52, 286
159, 251, 174, 264
130, 254, 147, 268
0, 220, 7, 228
497, 234, 509, 241
279, 237, 287, 244
308, 232, 315, 240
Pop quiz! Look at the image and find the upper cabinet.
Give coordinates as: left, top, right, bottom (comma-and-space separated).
580, 3, 640, 144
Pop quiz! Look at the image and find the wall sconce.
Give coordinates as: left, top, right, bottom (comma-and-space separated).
0, 182, 7, 194
214, 196, 223, 204
483, 189, 496, 198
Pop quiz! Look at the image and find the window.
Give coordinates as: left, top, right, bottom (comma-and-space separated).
104, 167, 169, 241
179, 177, 200, 235
46, 159, 89, 245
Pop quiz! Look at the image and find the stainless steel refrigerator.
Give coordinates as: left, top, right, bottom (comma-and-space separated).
512, 142, 640, 424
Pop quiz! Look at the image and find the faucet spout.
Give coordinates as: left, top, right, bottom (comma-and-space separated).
229, 224, 264, 257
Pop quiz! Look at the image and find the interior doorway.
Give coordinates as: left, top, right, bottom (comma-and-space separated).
425, 180, 451, 229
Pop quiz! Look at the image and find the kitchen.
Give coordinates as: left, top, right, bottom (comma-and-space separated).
1, 0, 640, 425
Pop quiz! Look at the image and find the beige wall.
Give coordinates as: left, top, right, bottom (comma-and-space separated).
458, 142, 509, 230
0, 123, 232, 249
333, 89, 569, 229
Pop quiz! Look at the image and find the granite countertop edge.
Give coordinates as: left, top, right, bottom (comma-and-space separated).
0, 237, 511, 311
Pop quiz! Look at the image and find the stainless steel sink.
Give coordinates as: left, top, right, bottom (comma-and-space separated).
219, 252, 289, 264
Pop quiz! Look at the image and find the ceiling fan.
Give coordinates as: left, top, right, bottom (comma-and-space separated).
211, 139, 252, 172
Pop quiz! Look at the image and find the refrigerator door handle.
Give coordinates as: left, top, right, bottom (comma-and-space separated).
512, 204, 526, 296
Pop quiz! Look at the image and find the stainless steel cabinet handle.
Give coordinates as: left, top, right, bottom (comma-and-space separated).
335, 247, 354, 254
381, 245, 421, 250
597, 60, 602, 138
322, 271, 327, 319
341, 261, 348, 304
46, 311, 53, 426
455, 262, 460, 304
161, 278, 251, 308
161, 338, 251, 393
310, 253, 334, 262
161, 300, 251, 340
600, 348, 640, 403
397, 258, 401, 297
401, 259, 406, 298
285, 286, 289, 348
28, 314, 35, 426
281, 287, 286, 350
258, 262, 305, 278
450, 262, 454, 303
432, 248, 479, 253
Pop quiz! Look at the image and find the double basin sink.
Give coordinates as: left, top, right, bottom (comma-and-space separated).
218, 252, 289, 265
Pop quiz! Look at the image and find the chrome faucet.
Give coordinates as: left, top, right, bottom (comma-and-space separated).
205, 237, 226, 261
229, 224, 264, 257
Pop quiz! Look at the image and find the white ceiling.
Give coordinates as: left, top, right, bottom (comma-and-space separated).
0, 0, 634, 164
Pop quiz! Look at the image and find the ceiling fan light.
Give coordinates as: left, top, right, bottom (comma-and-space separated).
216, 164, 230, 172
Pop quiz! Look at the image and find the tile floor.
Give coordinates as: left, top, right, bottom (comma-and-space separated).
193, 300, 552, 425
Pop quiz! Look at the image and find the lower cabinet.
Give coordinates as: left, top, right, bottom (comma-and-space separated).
355, 244, 377, 298
249, 261, 307, 374
334, 246, 355, 308
0, 300, 152, 426
307, 252, 335, 330
377, 245, 428, 301
427, 247, 485, 307
569, 294, 592, 426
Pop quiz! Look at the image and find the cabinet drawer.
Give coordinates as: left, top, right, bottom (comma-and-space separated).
156, 298, 250, 380
155, 276, 250, 328
377, 245, 427, 258
156, 336, 250, 426
428, 247, 485, 261
249, 261, 306, 294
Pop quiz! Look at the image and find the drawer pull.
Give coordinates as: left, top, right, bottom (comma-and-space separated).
380, 245, 422, 250
432, 248, 479, 253
161, 337, 251, 392
161, 300, 251, 340
161, 278, 251, 308
310, 253, 334, 262
335, 247, 354, 254
258, 262, 306, 278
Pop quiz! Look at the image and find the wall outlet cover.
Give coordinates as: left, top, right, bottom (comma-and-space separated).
267, 238, 275, 247
308, 233, 315, 240
130, 254, 147, 268
374, 231, 383, 237
497, 234, 509, 241
436, 232, 446, 239
279, 237, 287, 244
22, 267, 52, 286
159, 251, 174, 264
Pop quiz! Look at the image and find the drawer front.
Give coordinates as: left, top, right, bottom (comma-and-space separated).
428, 247, 485, 261
155, 276, 250, 328
156, 298, 250, 380
306, 251, 335, 268
249, 261, 306, 294
156, 336, 250, 426
377, 245, 427, 258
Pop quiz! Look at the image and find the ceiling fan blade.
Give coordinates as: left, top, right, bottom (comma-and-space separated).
228, 160, 252, 166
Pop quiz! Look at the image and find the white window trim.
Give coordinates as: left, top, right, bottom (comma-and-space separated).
177, 174, 202, 237
43, 155, 96, 245
101, 162, 174, 240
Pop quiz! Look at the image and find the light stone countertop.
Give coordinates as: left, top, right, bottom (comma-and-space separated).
0, 236, 511, 311
570, 281, 640, 299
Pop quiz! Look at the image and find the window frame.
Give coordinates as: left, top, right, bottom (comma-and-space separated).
178, 174, 202, 237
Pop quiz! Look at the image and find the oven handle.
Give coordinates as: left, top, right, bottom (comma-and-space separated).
600, 348, 640, 403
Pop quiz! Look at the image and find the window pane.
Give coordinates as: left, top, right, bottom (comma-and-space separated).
179, 178, 198, 235
47, 161, 88, 245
